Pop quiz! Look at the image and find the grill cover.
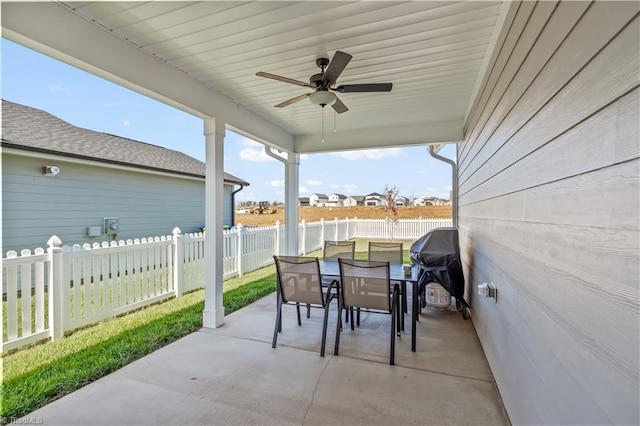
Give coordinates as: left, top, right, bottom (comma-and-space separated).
409, 227, 468, 307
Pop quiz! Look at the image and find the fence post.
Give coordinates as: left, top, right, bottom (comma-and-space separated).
47, 236, 64, 340
275, 221, 280, 255
345, 217, 349, 240
353, 216, 358, 238
236, 225, 244, 276
173, 227, 183, 297
334, 217, 339, 240
301, 220, 307, 255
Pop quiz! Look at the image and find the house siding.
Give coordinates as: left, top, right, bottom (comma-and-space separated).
3, 152, 209, 252
458, 2, 639, 425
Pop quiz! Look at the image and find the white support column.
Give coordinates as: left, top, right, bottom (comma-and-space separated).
203, 117, 225, 328
284, 152, 300, 255
264, 146, 299, 255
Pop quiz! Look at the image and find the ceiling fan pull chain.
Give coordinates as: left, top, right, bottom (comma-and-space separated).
321, 106, 325, 143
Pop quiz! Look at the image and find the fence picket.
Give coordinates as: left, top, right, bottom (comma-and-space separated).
6, 251, 18, 341
20, 250, 33, 337
34, 248, 46, 333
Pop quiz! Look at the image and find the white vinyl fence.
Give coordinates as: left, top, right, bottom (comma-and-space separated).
2, 217, 450, 352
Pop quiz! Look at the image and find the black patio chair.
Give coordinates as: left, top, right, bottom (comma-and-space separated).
273, 255, 338, 357
334, 258, 400, 365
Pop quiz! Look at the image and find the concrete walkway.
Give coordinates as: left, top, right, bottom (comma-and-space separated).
24, 292, 510, 425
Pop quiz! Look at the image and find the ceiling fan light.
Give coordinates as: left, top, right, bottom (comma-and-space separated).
309, 91, 336, 106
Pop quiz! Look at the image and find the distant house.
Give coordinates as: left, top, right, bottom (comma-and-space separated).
413, 196, 448, 206
1, 100, 249, 253
327, 193, 347, 207
298, 197, 310, 206
395, 196, 410, 207
309, 193, 329, 207
364, 192, 385, 207
343, 195, 365, 207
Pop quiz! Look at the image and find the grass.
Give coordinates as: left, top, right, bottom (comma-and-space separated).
0, 264, 277, 421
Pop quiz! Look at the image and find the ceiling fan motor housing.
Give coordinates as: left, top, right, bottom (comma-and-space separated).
309, 73, 324, 87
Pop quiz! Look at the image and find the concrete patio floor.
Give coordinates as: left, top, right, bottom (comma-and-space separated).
25, 291, 510, 425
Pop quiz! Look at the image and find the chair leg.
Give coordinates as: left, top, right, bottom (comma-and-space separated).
390, 303, 396, 366
350, 307, 355, 330
395, 285, 401, 337
273, 298, 282, 348
334, 297, 342, 355
356, 308, 361, 326
320, 303, 331, 357
402, 282, 407, 314
296, 302, 302, 326
390, 290, 398, 365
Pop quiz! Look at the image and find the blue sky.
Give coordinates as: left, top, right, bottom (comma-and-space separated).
2, 38, 455, 203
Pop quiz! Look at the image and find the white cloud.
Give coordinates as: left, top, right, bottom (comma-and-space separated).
299, 186, 309, 195
300, 154, 310, 160
46, 84, 65, 92
123, 120, 131, 128
239, 148, 276, 162
265, 179, 284, 187
238, 137, 287, 162
330, 148, 404, 160
239, 137, 262, 148
307, 179, 322, 186
342, 184, 358, 194
330, 184, 339, 189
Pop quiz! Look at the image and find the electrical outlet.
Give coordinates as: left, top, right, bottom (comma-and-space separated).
489, 282, 497, 303
478, 282, 498, 302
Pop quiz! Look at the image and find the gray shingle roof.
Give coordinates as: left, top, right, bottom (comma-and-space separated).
1, 99, 248, 185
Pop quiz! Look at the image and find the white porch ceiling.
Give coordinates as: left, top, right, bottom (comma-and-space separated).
2, 1, 511, 153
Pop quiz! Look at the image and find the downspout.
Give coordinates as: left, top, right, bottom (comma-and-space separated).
264, 146, 285, 164
230, 184, 246, 227
428, 145, 458, 227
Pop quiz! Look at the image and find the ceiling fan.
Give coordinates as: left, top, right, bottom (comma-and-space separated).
256, 51, 393, 114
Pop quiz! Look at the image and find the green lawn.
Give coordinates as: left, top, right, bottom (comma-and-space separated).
1, 264, 277, 421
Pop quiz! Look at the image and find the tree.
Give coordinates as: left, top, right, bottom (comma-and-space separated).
382, 185, 399, 240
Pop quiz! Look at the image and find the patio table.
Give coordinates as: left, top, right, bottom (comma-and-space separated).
318, 260, 421, 351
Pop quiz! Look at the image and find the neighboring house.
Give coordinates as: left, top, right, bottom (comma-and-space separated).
413, 196, 447, 206
298, 197, 310, 206
343, 195, 365, 207
327, 193, 346, 207
364, 192, 384, 206
1, 100, 248, 253
395, 196, 410, 207
309, 193, 328, 207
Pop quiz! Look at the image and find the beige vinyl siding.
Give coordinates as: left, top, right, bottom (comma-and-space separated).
458, 2, 639, 425
2, 153, 206, 252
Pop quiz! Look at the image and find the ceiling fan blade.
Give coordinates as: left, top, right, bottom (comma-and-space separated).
256, 72, 313, 88
331, 96, 349, 114
335, 83, 393, 93
322, 51, 352, 86
274, 93, 310, 108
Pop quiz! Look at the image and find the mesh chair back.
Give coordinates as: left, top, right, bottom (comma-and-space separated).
274, 256, 325, 306
368, 242, 404, 263
338, 259, 391, 312
323, 240, 356, 261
